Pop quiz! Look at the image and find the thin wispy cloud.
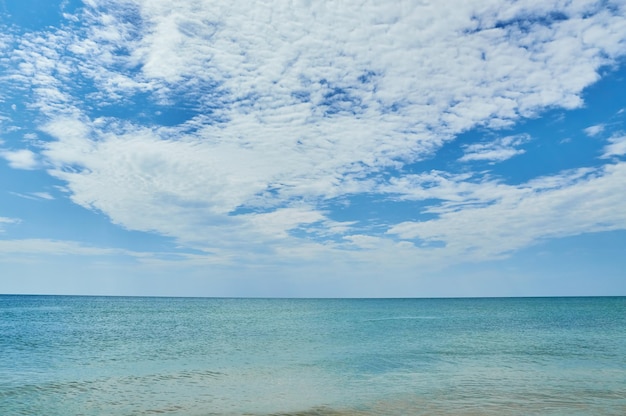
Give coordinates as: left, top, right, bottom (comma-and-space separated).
387, 164, 626, 260
0, 217, 20, 233
459, 134, 531, 163
601, 134, 626, 158
10, 191, 54, 201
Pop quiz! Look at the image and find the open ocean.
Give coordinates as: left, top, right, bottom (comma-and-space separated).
1, 295, 625, 415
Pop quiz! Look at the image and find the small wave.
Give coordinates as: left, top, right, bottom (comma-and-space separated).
363, 316, 440, 322
267, 406, 370, 416
116, 369, 224, 386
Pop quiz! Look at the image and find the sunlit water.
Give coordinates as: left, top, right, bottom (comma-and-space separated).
1, 296, 625, 415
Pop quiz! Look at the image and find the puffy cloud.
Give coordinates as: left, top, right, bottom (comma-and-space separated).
584, 124, 605, 137
0, 149, 39, 169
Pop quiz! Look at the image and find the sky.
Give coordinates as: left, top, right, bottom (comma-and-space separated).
0, 0, 625, 297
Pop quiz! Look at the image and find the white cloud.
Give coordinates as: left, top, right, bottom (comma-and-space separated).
584, 124, 605, 137
0, 238, 222, 267
387, 161, 626, 260
31, 192, 54, 200
2, 0, 626, 267
0, 239, 125, 256
0, 149, 39, 169
459, 134, 531, 162
601, 134, 626, 158
10, 191, 54, 201
0, 217, 20, 233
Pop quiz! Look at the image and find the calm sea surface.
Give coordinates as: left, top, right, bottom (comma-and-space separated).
1, 296, 625, 415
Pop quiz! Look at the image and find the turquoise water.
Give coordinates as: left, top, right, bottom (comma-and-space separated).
1, 296, 625, 415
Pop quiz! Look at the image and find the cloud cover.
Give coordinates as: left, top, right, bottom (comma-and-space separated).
2, 0, 626, 279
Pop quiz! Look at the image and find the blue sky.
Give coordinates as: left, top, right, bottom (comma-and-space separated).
1, 0, 625, 297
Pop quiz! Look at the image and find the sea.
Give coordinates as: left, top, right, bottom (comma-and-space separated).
1, 295, 625, 415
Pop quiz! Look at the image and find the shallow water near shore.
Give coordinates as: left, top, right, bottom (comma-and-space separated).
1, 296, 625, 415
